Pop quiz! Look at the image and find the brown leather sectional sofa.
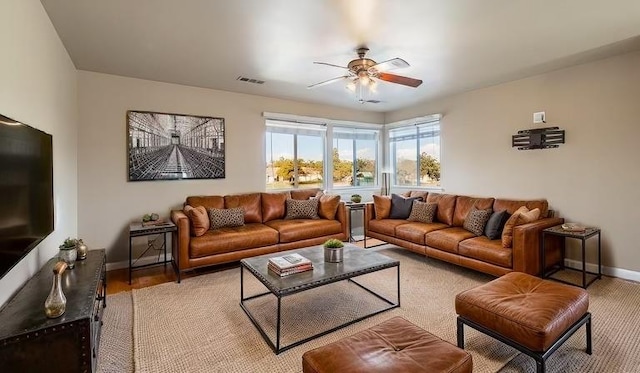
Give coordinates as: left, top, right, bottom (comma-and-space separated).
171, 189, 347, 275
365, 192, 564, 277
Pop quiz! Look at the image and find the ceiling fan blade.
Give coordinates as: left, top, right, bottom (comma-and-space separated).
377, 72, 423, 87
313, 62, 350, 70
307, 76, 349, 89
368, 58, 410, 73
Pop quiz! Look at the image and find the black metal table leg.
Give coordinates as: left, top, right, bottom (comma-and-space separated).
128, 236, 133, 284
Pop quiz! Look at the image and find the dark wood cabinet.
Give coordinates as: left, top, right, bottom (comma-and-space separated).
0, 250, 106, 373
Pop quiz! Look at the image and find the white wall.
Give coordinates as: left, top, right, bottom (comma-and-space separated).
386, 51, 640, 274
0, 0, 78, 305
77, 71, 384, 263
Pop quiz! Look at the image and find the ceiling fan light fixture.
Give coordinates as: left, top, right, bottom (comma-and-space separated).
346, 80, 357, 91
368, 79, 377, 93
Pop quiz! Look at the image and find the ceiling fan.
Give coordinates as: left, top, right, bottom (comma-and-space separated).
308, 47, 423, 95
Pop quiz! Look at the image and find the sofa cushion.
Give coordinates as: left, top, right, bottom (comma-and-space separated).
425, 227, 475, 254
407, 201, 437, 223
186, 195, 224, 210
493, 198, 548, 219
484, 210, 510, 240
368, 219, 410, 236
224, 193, 262, 223
318, 194, 341, 220
453, 196, 495, 227
208, 207, 245, 230
401, 190, 429, 201
389, 194, 422, 219
502, 206, 541, 248
189, 223, 279, 258
265, 219, 342, 243
372, 195, 391, 220
183, 205, 210, 236
459, 236, 512, 268
290, 188, 322, 200
396, 222, 449, 244
463, 207, 493, 236
285, 198, 319, 219
261, 192, 290, 222
426, 193, 457, 225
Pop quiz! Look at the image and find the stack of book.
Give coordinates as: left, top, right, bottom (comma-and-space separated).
268, 253, 313, 277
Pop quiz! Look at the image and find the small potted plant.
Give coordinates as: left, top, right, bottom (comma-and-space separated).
350, 194, 362, 203
58, 237, 78, 269
323, 238, 344, 263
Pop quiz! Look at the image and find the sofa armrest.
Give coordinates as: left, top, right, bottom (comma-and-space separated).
364, 203, 375, 234
171, 209, 191, 270
512, 217, 564, 276
335, 202, 348, 240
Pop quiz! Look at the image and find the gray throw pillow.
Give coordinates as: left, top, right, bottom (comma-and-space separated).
389, 194, 423, 219
407, 201, 438, 223
208, 207, 245, 230
285, 198, 319, 219
484, 210, 510, 240
463, 207, 493, 236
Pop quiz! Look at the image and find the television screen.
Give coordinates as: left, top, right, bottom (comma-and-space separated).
0, 114, 54, 279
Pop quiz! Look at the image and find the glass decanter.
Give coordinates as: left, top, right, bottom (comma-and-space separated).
44, 261, 68, 318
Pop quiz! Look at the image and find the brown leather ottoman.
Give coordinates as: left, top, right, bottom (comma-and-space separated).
302, 317, 472, 373
455, 272, 591, 373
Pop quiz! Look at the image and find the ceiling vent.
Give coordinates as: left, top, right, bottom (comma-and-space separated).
236, 76, 265, 85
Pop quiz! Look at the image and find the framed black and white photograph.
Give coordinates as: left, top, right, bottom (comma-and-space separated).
127, 110, 225, 181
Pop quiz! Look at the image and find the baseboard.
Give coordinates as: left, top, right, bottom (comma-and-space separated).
564, 258, 640, 283
106, 254, 173, 272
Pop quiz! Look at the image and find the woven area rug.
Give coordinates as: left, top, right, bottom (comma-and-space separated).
98, 246, 640, 372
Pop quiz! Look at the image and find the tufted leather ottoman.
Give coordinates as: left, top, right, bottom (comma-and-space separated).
302, 317, 472, 373
455, 272, 591, 373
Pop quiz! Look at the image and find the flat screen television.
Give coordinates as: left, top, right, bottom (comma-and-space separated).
0, 114, 54, 279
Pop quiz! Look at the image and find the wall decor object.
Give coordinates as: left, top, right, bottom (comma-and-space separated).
512, 126, 565, 150
127, 110, 225, 181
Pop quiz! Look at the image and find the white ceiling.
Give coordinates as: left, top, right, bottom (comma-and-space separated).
40, 0, 640, 112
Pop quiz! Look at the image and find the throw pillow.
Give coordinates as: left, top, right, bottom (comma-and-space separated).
463, 207, 493, 236
260, 192, 290, 222
208, 207, 245, 230
183, 205, 210, 236
518, 208, 541, 224
501, 206, 529, 248
318, 194, 341, 220
285, 198, 319, 219
484, 210, 510, 240
372, 195, 391, 220
407, 201, 438, 223
389, 194, 423, 219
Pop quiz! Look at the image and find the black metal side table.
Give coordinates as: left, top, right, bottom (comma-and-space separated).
345, 202, 368, 247
541, 225, 601, 288
129, 221, 178, 284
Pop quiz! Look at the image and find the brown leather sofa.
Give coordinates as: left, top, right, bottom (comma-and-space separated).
365, 192, 564, 277
171, 189, 348, 275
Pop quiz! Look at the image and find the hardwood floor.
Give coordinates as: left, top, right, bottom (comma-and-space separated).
106, 239, 385, 295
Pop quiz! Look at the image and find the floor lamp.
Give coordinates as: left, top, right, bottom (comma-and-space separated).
380, 172, 391, 196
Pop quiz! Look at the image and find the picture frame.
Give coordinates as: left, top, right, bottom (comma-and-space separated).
127, 110, 225, 181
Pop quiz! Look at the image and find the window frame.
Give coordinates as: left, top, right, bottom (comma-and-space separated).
387, 115, 442, 189
264, 113, 382, 192
265, 119, 327, 190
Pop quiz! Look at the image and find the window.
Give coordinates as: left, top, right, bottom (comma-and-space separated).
332, 127, 378, 188
389, 120, 441, 187
265, 120, 325, 190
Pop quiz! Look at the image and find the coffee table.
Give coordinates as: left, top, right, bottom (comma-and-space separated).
240, 244, 400, 354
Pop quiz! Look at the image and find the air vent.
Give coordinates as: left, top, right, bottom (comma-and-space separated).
236, 76, 265, 85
